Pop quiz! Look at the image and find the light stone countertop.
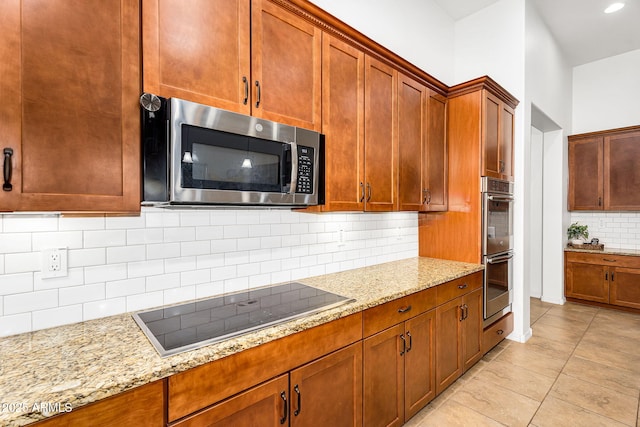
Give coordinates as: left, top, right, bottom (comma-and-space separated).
564, 247, 640, 257
0, 257, 483, 426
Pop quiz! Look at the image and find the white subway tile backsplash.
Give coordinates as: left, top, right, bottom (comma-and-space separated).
570, 212, 640, 248
33, 305, 83, 330
0, 272, 33, 296
0, 208, 418, 336
59, 283, 105, 306
0, 313, 31, 337
84, 230, 126, 248
0, 233, 32, 254
5, 289, 58, 315
106, 278, 146, 299
83, 297, 126, 321
85, 263, 127, 285
5, 252, 40, 274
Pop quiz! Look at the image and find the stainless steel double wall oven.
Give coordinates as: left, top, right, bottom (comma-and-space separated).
482, 177, 514, 326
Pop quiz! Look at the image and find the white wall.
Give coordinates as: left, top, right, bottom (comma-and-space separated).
308, 0, 456, 85
525, 1, 573, 307
0, 209, 418, 337
453, 0, 529, 342
572, 49, 640, 134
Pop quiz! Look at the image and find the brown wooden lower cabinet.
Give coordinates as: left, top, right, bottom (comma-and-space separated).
435, 288, 483, 394
174, 343, 362, 427
33, 380, 165, 427
363, 310, 436, 427
565, 251, 640, 311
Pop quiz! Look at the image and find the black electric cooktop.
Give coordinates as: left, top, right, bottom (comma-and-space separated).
133, 282, 354, 357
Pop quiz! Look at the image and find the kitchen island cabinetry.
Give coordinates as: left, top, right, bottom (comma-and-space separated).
143, 0, 321, 131
33, 380, 165, 427
0, 0, 140, 213
568, 126, 640, 210
565, 251, 640, 311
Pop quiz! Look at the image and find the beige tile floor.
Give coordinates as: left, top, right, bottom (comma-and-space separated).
405, 298, 640, 426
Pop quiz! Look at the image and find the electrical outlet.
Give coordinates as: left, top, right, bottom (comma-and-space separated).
41, 248, 68, 279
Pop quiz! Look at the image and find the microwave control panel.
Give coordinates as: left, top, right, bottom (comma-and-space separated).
296, 146, 314, 194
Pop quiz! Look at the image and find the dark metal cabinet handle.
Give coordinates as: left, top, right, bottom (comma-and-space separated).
397, 305, 412, 314
406, 331, 412, 352
366, 183, 372, 202
294, 384, 301, 416
603, 259, 617, 262
280, 391, 288, 424
598, 197, 602, 206
359, 182, 365, 202
611, 272, 614, 281
3, 148, 13, 191
458, 283, 468, 290
605, 272, 608, 281
497, 329, 504, 335
459, 306, 464, 322
255, 80, 261, 108
242, 76, 249, 105
399, 334, 406, 356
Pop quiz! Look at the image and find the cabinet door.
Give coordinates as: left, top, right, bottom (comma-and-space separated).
397, 73, 427, 211
462, 288, 483, 371
435, 297, 463, 395
320, 34, 365, 211
565, 262, 609, 303
364, 56, 397, 212
34, 381, 164, 427
290, 343, 362, 427
482, 91, 501, 179
605, 131, 640, 210
609, 267, 640, 309
252, 0, 321, 131
142, 0, 251, 115
363, 324, 404, 427
568, 137, 604, 210
404, 310, 436, 421
500, 102, 515, 180
0, 0, 141, 213
424, 91, 448, 211
172, 375, 288, 427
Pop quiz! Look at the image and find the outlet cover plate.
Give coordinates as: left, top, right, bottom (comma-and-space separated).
41, 248, 68, 279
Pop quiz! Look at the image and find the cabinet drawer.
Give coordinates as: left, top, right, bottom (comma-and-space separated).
565, 252, 640, 268
482, 312, 513, 354
435, 272, 483, 305
168, 313, 362, 422
363, 287, 436, 337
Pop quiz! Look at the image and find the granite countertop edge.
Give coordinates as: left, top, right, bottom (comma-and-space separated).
564, 247, 640, 256
0, 257, 483, 426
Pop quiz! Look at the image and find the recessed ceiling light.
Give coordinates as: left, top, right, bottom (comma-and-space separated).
604, 2, 625, 13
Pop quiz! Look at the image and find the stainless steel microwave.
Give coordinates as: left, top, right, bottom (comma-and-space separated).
140, 94, 324, 207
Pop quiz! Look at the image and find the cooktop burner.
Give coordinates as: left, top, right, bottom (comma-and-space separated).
133, 282, 354, 357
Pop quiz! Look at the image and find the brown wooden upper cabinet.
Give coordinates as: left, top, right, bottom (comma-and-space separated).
319, 33, 397, 212
483, 91, 515, 181
0, 0, 141, 212
397, 73, 447, 212
143, 0, 321, 131
568, 126, 640, 210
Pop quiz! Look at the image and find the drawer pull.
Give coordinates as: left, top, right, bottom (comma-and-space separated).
406, 331, 412, 353
3, 148, 13, 191
458, 283, 468, 290
497, 329, 504, 335
280, 392, 288, 424
397, 305, 412, 314
603, 258, 617, 262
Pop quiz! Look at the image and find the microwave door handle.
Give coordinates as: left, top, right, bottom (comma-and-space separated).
487, 195, 514, 202
289, 141, 298, 194
487, 254, 514, 264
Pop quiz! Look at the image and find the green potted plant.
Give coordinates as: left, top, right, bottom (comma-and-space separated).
567, 222, 589, 245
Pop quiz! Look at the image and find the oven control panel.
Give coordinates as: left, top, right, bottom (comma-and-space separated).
296, 146, 314, 194
482, 176, 513, 195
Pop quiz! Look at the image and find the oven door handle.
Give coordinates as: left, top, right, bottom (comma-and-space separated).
487, 253, 514, 264
487, 195, 514, 202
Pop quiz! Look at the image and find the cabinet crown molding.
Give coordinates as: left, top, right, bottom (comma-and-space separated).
447, 76, 519, 109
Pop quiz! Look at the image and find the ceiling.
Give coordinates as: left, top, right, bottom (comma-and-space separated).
433, 0, 640, 66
